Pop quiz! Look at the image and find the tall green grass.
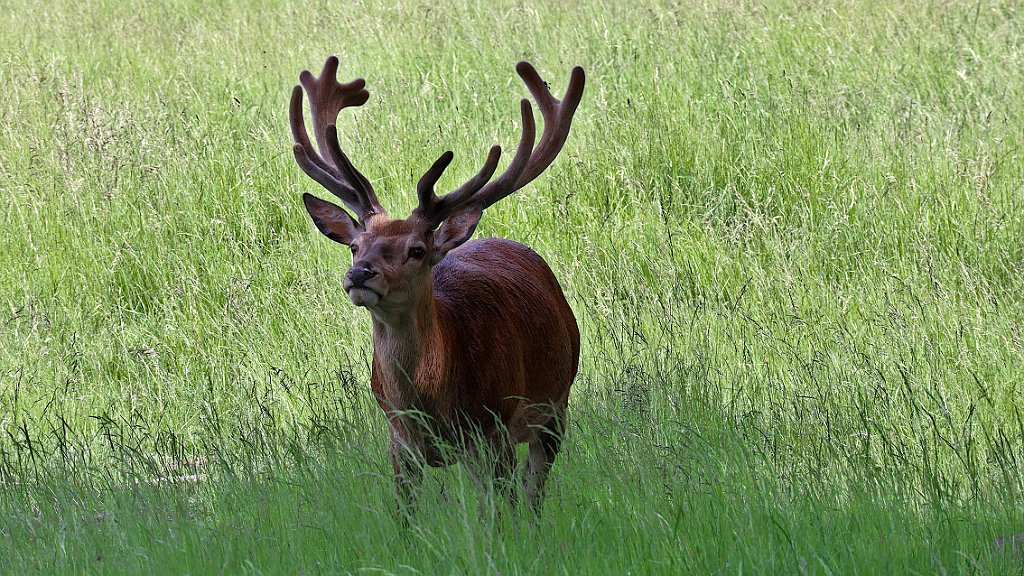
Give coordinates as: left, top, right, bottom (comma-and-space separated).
2, 0, 1023, 573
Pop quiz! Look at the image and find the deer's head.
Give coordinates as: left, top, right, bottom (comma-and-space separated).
290, 57, 584, 313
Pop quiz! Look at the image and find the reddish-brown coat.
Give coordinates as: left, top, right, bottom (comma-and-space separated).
369, 238, 579, 466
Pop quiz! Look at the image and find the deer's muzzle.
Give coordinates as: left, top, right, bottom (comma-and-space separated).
343, 266, 383, 307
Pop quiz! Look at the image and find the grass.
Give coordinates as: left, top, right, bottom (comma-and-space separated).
2, 0, 1024, 572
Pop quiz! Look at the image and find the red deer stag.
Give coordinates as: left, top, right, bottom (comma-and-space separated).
289, 56, 583, 511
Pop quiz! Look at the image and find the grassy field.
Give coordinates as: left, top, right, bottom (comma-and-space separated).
2, 0, 1024, 572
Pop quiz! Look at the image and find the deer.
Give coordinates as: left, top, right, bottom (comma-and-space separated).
288, 56, 584, 512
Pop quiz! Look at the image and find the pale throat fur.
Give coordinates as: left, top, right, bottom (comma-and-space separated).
361, 214, 452, 419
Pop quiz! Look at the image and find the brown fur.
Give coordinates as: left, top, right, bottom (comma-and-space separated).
370, 237, 579, 461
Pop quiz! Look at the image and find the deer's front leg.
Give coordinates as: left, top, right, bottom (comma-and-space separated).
390, 431, 424, 517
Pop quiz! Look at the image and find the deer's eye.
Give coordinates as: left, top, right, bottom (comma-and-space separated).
350, 244, 359, 255
408, 246, 426, 260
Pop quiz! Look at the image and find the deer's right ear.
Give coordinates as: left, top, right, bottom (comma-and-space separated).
303, 193, 362, 245
433, 207, 482, 262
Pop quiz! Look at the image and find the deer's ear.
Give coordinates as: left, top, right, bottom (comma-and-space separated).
303, 193, 361, 245
433, 207, 482, 262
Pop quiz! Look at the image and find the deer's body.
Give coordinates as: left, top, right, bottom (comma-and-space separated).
370, 237, 579, 469
288, 56, 584, 510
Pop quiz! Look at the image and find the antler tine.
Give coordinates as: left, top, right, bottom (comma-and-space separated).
469, 99, 537, 210
324, 125, 385, 218
416, 151, 455, 212
292, 143, 364, 214
290, 56, 385, 220
415, 146, 502, 225
510, 62, 585, 190
297, 56, 369, 163
436, 145, 502, 213
289, 86, 334, 177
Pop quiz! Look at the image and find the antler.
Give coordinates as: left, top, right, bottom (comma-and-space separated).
290, 56, 385, 221
414, 62, 585, 226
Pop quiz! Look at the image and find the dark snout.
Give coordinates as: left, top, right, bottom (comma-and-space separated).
343, 264, 383, 307
346, 265, 378, 287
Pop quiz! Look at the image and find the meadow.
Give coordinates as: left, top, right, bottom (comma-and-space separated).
2, 0, 1023, 573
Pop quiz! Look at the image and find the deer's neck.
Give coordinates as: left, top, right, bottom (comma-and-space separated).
370, 292, 448, 413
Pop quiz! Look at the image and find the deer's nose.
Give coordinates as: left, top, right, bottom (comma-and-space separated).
346, 266, 378, 287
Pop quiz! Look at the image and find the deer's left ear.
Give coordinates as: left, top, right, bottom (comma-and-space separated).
433, 207, 482, 262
